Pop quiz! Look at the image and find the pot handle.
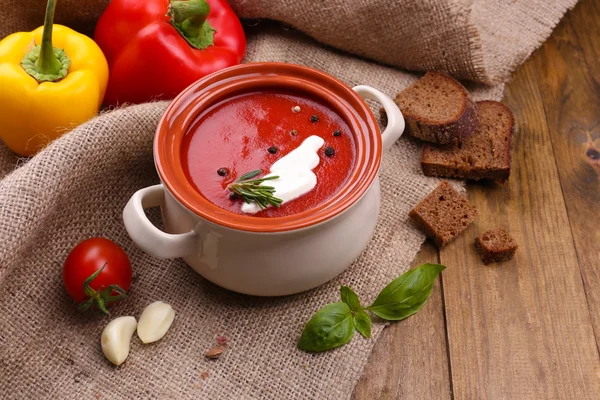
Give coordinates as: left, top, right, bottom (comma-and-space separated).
353, 85, 405, 152
123, 184, 197, 259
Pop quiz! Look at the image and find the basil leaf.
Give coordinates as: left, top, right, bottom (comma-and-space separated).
354, 310, 372, 338
298, 302, 354, 352
366, 263, 445, 321
340, 286, 361, 311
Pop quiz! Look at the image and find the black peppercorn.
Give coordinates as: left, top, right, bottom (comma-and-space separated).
324, 147, 335, 157
333, 130, 341, 137
310, 115, 319, 123
268, 146, 278, 154
217, 167, 229, 176
229, 192, 240, 200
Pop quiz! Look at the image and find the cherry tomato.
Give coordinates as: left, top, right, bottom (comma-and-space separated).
63, 237, 132, 313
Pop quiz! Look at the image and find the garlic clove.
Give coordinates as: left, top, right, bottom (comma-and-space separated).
137, 301, 175, 344
101, 316, 137, 366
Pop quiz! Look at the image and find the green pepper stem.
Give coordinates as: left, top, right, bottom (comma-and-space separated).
36, 0, 61, 75
168, 0, 216, 50
21, 0, 70, 82
169, 0, 210, 26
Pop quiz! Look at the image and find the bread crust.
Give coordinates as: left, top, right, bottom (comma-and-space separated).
474, 228, 518, 264
421, 101, 514, 183
396, 72, 479, 144
407, 98, 479, 144
408, 181, 477, 248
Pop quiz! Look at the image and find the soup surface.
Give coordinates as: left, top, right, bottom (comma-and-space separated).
182, 91, 356, 217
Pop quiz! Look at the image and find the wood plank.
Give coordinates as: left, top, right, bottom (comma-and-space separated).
531, 0, 600, 350
440, 24, 600, 400
352, 241, 452, 400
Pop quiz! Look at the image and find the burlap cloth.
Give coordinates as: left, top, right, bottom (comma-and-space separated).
0, 1, 577, 399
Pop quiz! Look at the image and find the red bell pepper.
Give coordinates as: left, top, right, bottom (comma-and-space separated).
94, 0, 246, 106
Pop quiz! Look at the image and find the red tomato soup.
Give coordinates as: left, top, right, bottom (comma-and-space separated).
182, 91, 356, 217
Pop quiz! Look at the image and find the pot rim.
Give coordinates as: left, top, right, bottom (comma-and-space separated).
154, 62, 381, 233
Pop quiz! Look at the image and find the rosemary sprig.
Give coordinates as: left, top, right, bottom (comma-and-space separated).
227, 169, 283, 209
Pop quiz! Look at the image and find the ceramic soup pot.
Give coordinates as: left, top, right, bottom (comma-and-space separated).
123, 62, 404, 296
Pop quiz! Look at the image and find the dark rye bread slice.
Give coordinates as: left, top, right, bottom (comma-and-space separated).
408, 181, 477, 248
475, 228, 518, 265
421, 101, 514, 183
395, 72, 478, 144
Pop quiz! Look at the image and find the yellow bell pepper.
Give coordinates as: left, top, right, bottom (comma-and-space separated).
0, 0, 108, 156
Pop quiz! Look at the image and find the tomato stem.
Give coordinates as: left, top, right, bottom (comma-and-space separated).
78, 263, 127, 315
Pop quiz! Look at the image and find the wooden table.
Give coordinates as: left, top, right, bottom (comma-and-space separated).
354, 0, 600, 398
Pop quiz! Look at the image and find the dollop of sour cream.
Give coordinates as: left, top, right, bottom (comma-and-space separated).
241, 135, 325, 214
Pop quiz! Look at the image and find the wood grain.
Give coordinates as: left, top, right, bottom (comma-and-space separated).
531, 0, 600, 351
352, 241, 451, 400
357, 1, 600, 397
440, 44, 600, 400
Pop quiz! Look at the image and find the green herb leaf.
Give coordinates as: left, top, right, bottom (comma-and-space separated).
228, 169, 283, 209
366, 263, 445, 321
354, 310, 372, 338
340, 286, 361, 312
298, 302, 354, 352
237, 169, 262, 181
